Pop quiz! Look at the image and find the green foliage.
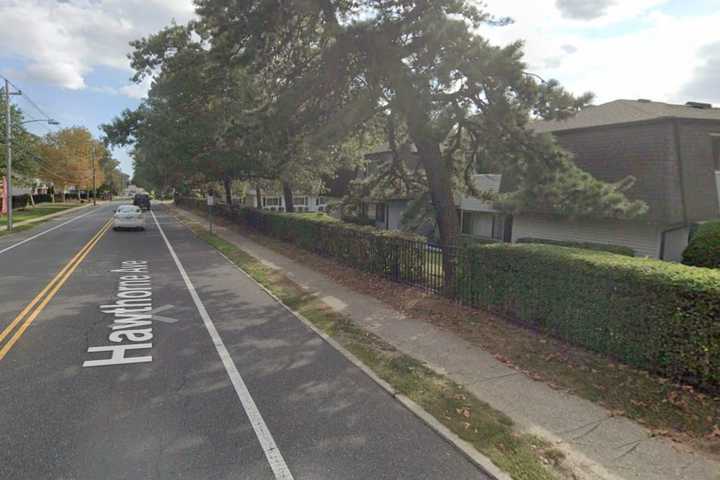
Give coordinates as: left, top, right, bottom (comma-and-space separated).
180, 196, 720, 391
177, 197, 428, 282
516, 237, 635, 257
682, 221, 720, 268
457, 243, 720, 391
458, 234, 501, 247
192, 0, 646, 250
342, 214, 375, 226
0, 96, 41, 179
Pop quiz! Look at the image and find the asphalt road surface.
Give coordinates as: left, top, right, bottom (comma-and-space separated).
0, 203, 488, 480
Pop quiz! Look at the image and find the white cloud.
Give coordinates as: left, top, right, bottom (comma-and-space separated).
0, 0, 194, 96
556, 0, 616, 20
478, 1, 720, 105
119, 77, 153, 99
680, 42, 720, 104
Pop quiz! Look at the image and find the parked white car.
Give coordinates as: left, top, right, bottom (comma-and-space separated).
113, 205, 145, 231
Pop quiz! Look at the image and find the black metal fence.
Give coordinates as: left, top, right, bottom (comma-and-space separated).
176, 197, 470, 300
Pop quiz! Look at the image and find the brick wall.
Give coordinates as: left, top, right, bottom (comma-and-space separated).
676, 120, 720, 222
553, 120, 681, 223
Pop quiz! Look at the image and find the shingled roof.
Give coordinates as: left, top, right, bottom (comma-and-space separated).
532, 99, 720, 133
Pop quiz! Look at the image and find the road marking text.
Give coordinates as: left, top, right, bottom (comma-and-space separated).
83, 260, 154, 367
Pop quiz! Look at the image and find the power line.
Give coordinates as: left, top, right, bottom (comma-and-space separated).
0, 74, 59, 124
7, 139, 78, 182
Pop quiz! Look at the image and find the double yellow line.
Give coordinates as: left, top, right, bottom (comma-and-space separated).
0, 218, 113, 361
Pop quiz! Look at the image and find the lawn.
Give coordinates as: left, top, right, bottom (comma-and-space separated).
0, 203, 82, 227
174, 208, 568, 480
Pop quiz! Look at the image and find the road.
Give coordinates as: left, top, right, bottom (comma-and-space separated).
0, 203, 487, 480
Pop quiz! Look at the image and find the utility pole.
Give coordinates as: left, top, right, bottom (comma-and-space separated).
4, 79, 21, 231
91, 143, 97, 206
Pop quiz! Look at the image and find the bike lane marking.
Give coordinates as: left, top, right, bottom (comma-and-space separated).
151, 210, 294, 480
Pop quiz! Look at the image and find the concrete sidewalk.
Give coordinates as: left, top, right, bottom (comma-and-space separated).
173, 206, 719, 480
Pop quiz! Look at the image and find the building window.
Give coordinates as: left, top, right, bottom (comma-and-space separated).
712, 134, 720, 171
294, 196, 308, 206
461, 212, 473, 235
375, 203, 386, 223
265, 197, 281, 207
317, 196, 326, 206
492, 214, 513, 242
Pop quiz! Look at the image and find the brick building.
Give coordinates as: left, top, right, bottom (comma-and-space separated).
509, 99, 720, 260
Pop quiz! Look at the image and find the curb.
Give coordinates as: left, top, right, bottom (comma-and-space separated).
172, 206, 511, 480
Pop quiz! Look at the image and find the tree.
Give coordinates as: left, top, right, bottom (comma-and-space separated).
37, 127, 102, 201
0, 96, 40, 180
195, 0, 646, 290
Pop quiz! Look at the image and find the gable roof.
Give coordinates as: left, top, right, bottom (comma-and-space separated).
532, 99, 720, 133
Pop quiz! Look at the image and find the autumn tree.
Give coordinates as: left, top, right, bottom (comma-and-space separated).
37, 127, 104, 201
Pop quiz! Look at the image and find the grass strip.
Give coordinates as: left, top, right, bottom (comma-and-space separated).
0, 203, 84, 227
179, 213, 567, 480
177, 206, 720, 456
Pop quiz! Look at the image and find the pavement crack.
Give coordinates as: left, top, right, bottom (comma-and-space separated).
558, 417, 607, 436
468, 371, 521, 384
612, 440, 642, 461
569, 421, 604, 441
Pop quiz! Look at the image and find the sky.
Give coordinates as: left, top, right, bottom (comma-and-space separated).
1, 0, 719, 177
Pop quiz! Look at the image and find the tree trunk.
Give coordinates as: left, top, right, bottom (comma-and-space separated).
255, 183, 262, 209
223, 176, 233, 206
411, 138, 459, 295
282, 181, 295, 213
390, 67, 460, 294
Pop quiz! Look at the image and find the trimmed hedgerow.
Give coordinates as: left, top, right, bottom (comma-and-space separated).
457, 243, 720, 391
176, 199, 720, 391
682, 221, 720, 269
176, 198, 430, 284
516, 237, 635, 257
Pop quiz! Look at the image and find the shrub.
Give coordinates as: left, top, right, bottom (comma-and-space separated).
177, 199, 720, 390
516, 237, 635, 257
216, 203, 429, 282
682, 221, 720, 268
458, 234, 501, 247
342, 214, 376, 226
458, 243, 720, 391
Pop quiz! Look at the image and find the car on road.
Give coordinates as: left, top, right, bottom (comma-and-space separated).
113, 205, 145, 231
133, 193, 151, 211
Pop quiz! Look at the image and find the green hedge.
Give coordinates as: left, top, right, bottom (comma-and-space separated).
458, 243, 720, 390
176, 198, 430, 283
516, 237, 635, 257
176, 199, 720, 390
683, 221, 720, 268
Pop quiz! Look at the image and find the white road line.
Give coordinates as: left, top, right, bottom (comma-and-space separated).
0, 208, 98, 255
151, 210, 294, 480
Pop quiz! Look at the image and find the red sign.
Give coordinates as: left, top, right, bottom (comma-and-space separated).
1, 176, 7, 215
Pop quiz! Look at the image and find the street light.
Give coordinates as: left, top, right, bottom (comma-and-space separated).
20, 119, 59, 126
4, 78, 60, 231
